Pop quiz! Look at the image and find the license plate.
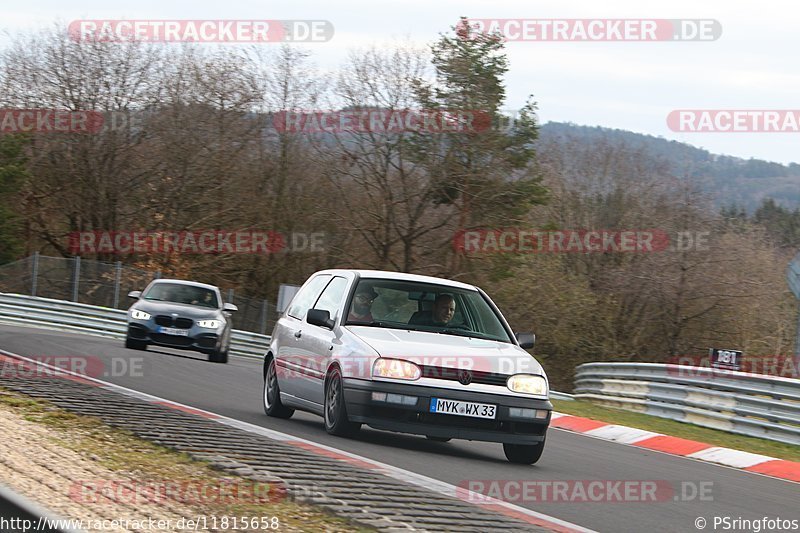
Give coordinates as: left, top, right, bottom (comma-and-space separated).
158, 326, 189, 336
429, 397, 496, 419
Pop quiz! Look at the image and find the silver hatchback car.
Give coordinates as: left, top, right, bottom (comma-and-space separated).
262, 269, 551, 464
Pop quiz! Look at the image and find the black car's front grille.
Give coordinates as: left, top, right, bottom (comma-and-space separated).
155, 315, 173, 327
154, 315, 194, 328
418, 365, 509, 387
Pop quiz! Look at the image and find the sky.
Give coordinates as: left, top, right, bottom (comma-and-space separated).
2, 0, 799, 164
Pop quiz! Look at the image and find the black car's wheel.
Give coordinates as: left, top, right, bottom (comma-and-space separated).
426, 436, 452, 442
324, 367, 360, 437
503, 438, 546, 464
263, 357, 294, 418
125, 337, 147, 351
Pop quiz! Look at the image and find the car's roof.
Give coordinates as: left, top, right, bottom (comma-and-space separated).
314, 269, 478, 291
149, 279, 220, 291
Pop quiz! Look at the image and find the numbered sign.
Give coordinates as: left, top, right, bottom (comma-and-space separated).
709, 348, 742, 371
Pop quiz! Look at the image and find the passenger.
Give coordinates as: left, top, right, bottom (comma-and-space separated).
408, 294, 456, 326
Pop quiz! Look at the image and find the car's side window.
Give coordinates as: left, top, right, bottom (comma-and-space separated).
286, 275, 331, 320
311, 276, 349, 322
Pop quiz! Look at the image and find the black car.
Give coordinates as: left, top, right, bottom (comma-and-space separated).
125, 279, 238, 363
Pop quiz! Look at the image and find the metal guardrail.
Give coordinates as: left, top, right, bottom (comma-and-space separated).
0, 483, 80, 533
574, 362, 800, 445
0, 293, 270, 360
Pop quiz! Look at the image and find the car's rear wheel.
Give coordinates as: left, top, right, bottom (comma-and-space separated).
263, 357, 294, 418
503, 438, 545, 464
324, 367, 360, 437
125, 337, 147, 351
426, 436, 451, 442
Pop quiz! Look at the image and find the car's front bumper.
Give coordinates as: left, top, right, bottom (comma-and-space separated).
127, 322, 221, 353
343, 378, 551, 444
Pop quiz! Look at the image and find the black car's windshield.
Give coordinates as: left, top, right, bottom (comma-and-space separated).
345, 279, 513, 343
143, 283, 219, 308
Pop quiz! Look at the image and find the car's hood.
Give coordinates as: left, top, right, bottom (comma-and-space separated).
347, 326, 544, 376
131, 300, 221, 319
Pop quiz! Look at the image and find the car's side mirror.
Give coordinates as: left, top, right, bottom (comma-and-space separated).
223, 303, 238, 313
516, 332, 535, 349
307, 308, 335, 329
127, 291, 142, 299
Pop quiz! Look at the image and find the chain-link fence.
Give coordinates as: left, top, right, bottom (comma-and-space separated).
0, 254, 275, 334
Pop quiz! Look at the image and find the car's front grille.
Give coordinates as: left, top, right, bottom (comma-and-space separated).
418, 365, 509, 387
154, 315, 193, 328
155, 315, 173, 327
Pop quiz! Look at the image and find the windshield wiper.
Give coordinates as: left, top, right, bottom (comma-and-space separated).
436, 328, 497, 341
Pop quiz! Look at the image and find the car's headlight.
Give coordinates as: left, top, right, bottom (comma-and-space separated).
507, 374, 548, 395
372, 359, 421, 380
198, 319, 221, 329
130, 309, 151, 320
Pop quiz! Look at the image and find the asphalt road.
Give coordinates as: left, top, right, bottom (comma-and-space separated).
1, 324, 797, 533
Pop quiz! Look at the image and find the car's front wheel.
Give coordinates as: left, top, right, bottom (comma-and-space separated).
125, 337, 147, 351
324, 367, 360, 437
503, 438, 545, 464
263, 357, 294, 419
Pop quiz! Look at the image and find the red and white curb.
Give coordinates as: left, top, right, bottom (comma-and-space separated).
549, 413, 800, 483
0, 350, 593, 533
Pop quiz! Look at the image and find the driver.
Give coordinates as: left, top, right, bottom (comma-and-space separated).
409, 294, 456, 326
348, 286, 378, 322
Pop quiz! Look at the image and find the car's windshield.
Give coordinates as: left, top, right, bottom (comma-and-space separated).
143, 283, 219, 308
345, 279, 513, 343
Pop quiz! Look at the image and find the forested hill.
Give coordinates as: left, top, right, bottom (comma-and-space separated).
537, 122, 800, 212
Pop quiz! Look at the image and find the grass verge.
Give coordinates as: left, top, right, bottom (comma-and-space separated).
0, 387, 374, 532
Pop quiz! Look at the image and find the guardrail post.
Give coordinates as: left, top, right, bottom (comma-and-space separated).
260, 299, 268, 335
30, 252, 39, 297
155, 270, 161, 280
71, 256, 81, 302
112, 261, 122, 308
227, 288, 234, 303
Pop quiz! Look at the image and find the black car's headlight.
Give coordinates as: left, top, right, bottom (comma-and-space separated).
130, 309, 151, 320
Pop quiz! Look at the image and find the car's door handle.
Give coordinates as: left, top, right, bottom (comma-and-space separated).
294, 330, 302, 339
